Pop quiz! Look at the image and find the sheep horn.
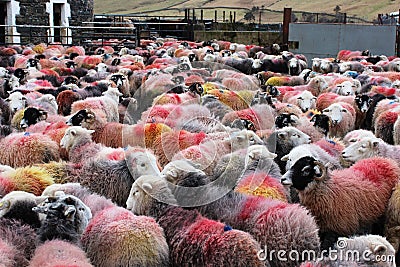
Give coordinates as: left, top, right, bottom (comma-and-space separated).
313, 161, 327, 181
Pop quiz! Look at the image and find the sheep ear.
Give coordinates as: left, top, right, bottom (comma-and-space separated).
87, 130, 95, 135
281, 155, 289, 161
142, 182, 153, 192
371, 140, 379, 148
372, 244, 387, 254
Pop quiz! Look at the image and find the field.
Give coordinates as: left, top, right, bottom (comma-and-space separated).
94, 0, 399, 22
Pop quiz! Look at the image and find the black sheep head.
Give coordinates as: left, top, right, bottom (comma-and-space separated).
62, 75, 79, 86
26, 58, 40, 69
13, 68, 29, 81
355, 94, 372, 113
188, 82, 203, 96
109, 73, 126, 88
65, 61, 77, 69
310, 114, 331, 136
20, 107, 48, 129
67, 109, 93, 126
281, 156, 326, 191
275, 113, 298, 128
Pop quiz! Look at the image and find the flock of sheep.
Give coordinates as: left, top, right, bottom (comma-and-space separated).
0, 39, 399, 266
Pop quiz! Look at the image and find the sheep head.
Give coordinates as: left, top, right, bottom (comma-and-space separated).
341, 137, 380, 164
322, 103, 349, 125
6, 92, 27, 113
297, 91, 317, 112
281, 156, 327, 191
60, 126, 95, 151
126, 174, 178, 216
245, 145, 277, 168
20, 107, 48, 129
161, 160, 205, 184
276, 127, 311, 146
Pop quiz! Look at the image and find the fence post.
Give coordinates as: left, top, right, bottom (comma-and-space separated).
223, 11, 225, 22
215, 10, 217, 23
201, 10, 203, 23
283, 7, 292, 46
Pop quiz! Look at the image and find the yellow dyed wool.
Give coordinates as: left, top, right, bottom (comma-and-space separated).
9, 166, 54, 195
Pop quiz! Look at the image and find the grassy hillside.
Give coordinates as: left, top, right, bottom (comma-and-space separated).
94, 0, 399, 22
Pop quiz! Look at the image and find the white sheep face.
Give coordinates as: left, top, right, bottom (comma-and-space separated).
297, 90, 317, 112
0, 67, 8, 78
311, 58, 321, 70
277, 127, 312, 146
341, 137, 380, 163
60, 126, 94, 151
319, 60, 332, 73
245, 145, 277, 168
336, 81, 355, 96
252, 59, 262, 69
129, 151, 161, 177
229, 129, 264, 150
339, 62, 351, 73
322, 103, 348, 125
6, 92, 27, 112
161, 160, 205, 184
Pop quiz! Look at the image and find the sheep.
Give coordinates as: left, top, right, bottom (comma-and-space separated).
0, 218, 37, 267
172, 129, 264, 176
283, 90, 317, 112
288, 57, 307, 76
40, 182, 115, 218
335, 80, 357, 96
0, 132, 60, 168
126, 175, 267, 267
341, 136, 400, 165
56, 141, 161, 206
0, 191, 44, 228
28, 240, 94, 267
265, 126, 312, 174
322, 102, 356, 138
281, 143, 343, 172
70, 86, 121, 123
5, 91, 27, 114
342, 129, 376, 146
81, 205, 170, 267
243, 145, 282, 180
338, 61, 366, 74
107, 72, 130, 97
281, 156, 400, 248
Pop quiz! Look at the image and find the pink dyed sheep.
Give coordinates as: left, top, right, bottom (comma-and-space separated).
322, 102, 356, 138
0, 132, 60, 168
29, 239, 93, 267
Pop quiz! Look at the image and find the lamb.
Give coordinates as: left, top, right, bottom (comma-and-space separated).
81, 206, 170, 267
322, 102, 356, 138
28, 240, 94, 267
126, 175, 267, 267
33, 192, 92, 244
0, 132, 60, 168
281, 156, 400, 247
341, 136, 400, 165
70, 86, 121, 123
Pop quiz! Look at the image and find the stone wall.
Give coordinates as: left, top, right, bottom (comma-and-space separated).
13, 0, 93, 44
15, 0, 50, 44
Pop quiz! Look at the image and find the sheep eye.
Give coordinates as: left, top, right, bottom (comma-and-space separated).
342, 109, 347, 113
140, 163, 146, 167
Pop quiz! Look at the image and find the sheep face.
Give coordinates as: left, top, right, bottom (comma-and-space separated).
33, 192, 92, 233
319, 60, 332, 73
228, 129, 264, 150
275, 113, 299, 128
161, 160, 205, 184
67, 109, 92, 126
96, 63, 108, 73
322, 103, 348, 125
311, 58, 321, 71
341, 137, 379, 163
20, 107, 48, 129
109, 73, 127, 88
6, 92, 26, 113
391, 80, 400, 89
297, 91, 317, 112
276, 127, 312, 146
0, 67, 8, 78
60, 126, 94, 151
339, 62, 351, 73
126, 175, 177, 215
281, 156, 325, 191
336, 81, 355, 96
310, 114, 330, 136
127, 151, 161, 177
245, 145, 277, 168
355, 94, 372, 113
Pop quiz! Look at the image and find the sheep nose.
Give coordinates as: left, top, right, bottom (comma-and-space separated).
13, 108, 17, 112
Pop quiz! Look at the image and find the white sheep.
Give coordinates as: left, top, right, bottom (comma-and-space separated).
322, 102, 356, 138
285, 90, 317, 112
341, 136, 400, 164
335, 80, 356, 96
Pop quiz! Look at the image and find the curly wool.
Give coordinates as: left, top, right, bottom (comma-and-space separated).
5, 166, 54, 195
0, 132, 60, 168
28, 240, 93, 267
82, 206, 169, 267
0, 218, 37, 267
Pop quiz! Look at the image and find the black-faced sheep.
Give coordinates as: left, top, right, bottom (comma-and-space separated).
282, 156, 400, 248
33, 192, 92, 244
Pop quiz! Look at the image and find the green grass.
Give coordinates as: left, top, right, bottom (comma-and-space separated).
94, 0, 399, 21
